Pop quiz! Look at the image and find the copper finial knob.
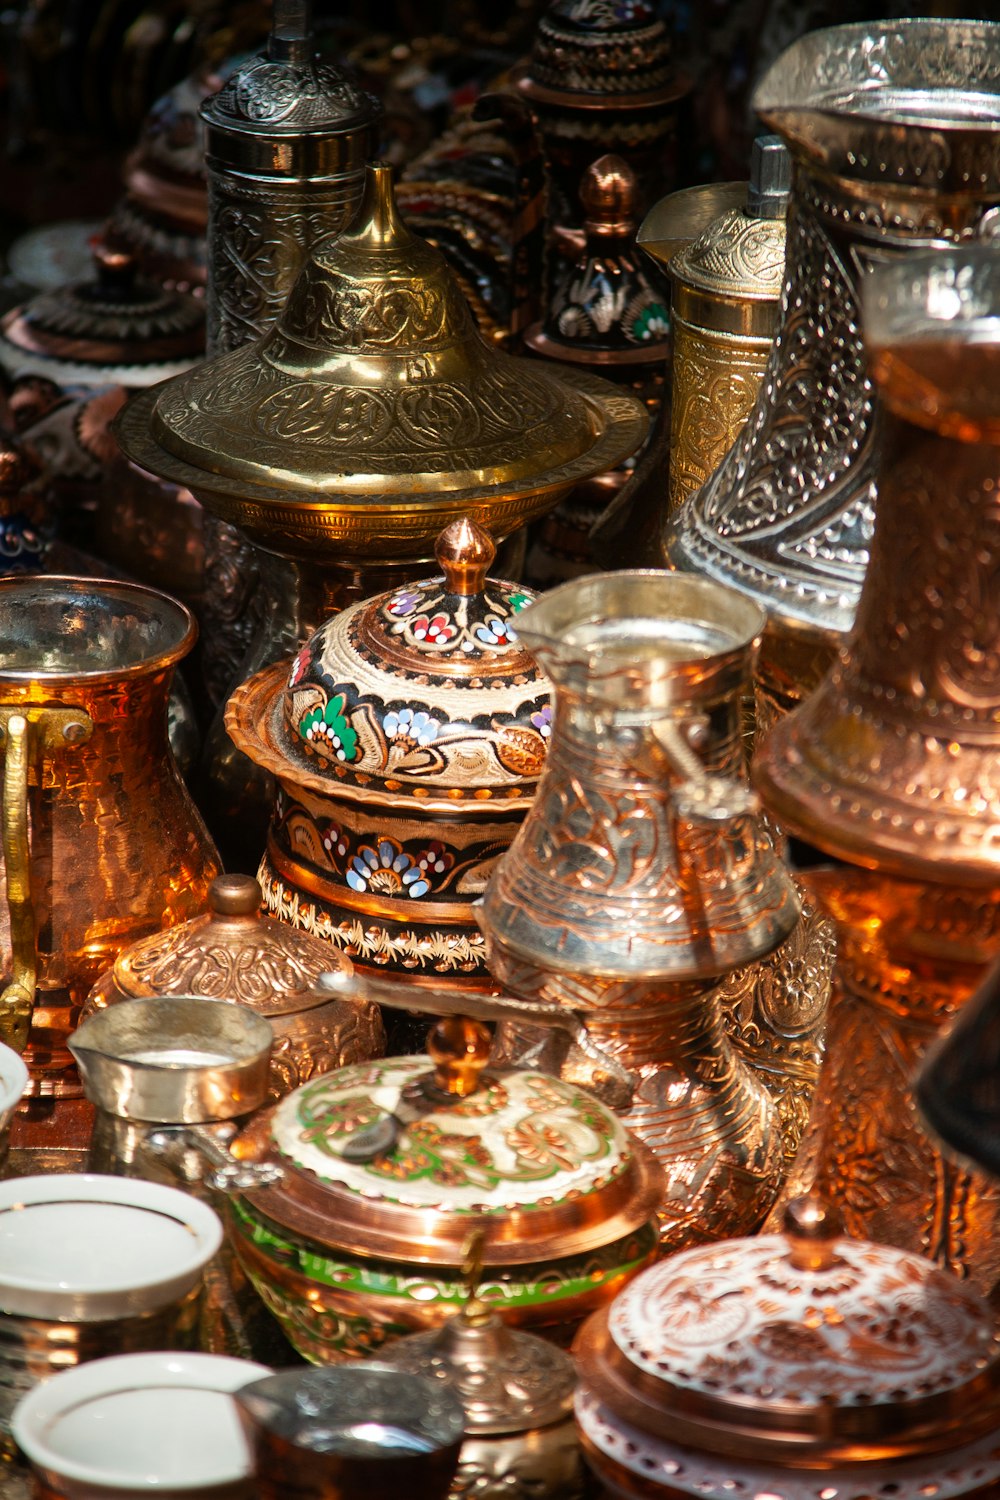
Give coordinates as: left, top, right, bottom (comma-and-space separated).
783, 1195, 844, 1271
93, 243, 137, 296
581, 154, 638, 232
208, 873, 262, 918
428, 1015, 491, 1097
436, 517, 496, 598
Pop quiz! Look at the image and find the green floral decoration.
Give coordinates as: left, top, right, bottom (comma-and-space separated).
632, 303, 670, 342
299, 693, 359, 763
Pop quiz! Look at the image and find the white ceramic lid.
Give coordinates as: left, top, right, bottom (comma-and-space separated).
13, 1352, 271, 1496
0, 1175, 222, 1319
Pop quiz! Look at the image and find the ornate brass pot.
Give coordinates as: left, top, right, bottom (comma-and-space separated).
479, 571, 801, 1247
0, 578, 219, 1091
574, 1197, 1000, 1500
226, 521, 550, 992
666, 19, 1000, 727
755, 248, 1000, 1292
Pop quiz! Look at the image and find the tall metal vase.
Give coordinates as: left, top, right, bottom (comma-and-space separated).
666, 19, 1000, 733
756, 248, 1000, 1293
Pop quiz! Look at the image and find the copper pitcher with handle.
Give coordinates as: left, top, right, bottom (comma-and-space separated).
0, 577, 220, 1094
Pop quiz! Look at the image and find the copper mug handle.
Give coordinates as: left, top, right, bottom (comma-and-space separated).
0, 707, 93, 1053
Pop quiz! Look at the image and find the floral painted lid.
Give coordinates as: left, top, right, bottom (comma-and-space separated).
574, 1197, 1000, 1468
233, 1017, 664, 1266
282, 518, 551, 802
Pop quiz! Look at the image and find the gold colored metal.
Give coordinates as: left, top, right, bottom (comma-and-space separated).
86, 874, 385, 1100
0, 717, 32, 1055
754, 249, 1000, 1291
115, 163, 647, 570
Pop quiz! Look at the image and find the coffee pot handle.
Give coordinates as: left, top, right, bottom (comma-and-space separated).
650, 718, 761, 824
0, 707, 94, 1052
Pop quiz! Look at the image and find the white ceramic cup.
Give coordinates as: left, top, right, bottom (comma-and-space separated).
0, 1174, 222, 1320
13, 1351, 272, 1499
0, 1041, 28, 1156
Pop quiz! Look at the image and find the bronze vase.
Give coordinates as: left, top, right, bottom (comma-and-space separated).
756, 247, 1000, 1292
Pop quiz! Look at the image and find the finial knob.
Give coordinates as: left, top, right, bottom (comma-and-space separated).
428, 1016, 491, 1097
783, 1196, 843, 1271
581, 155, 638, 232
0, 441, 35, 497
93, 244, 137, 296
208, 874, 262, 918
436, 517, 496, 598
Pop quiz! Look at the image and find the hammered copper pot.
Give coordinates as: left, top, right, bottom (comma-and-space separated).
0, 577, 219, 1093
755, 248, 1000, 1293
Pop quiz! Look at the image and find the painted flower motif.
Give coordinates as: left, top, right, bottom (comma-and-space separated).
506, 1119, 579, 1172
320, 820, 350, 863
383, 708, 440, 746
288, 645, 311, 687
508, 590, 532, 614
530, 704, 553, 739
411, 612, 456, 644
346, 840, 430, 899
387, 588, 422, 619
299, 693, 359, 763
476, 615, 516, 647
416, 841, 455, 879
632, 303, 670, 342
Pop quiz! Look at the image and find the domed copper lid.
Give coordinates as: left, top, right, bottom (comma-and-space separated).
231, 1016, 664, 1267
226, 518, 551, 810
0, 245, 204, 387
575, 1197, 1000, 1467
106, 874, 351, 1018
114, 165, 646, 561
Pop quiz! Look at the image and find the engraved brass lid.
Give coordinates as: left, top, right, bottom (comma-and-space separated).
574, 1196, 1000, 1467
115, 164, 647, 562
517, 0, 675, 107
0, 244, 204, 388
106, 874, 351, 1018
231, 1016, 664, 1267
379, 1235, 577, 1434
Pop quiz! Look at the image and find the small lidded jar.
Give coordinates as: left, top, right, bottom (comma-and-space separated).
574, 1196, 1000, 1500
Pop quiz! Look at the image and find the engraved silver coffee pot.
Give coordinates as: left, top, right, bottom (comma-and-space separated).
666, 18, 1000, 727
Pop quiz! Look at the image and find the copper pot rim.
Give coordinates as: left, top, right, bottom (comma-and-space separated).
230, 1100, 665, 1268
0, 575, 197, 684
513, 66, 691, 114
225, 662, 539, 814
573, 1308, 1000, 1469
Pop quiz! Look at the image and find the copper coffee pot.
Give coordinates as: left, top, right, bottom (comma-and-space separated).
755, 248, 1000, 1292
667, 19, 1000, 731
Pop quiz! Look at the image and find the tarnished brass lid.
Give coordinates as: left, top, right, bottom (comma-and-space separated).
109, 874, 350, 1018
147, 163, 612, 493
575, 1197, 1000, 1467
0, 245, 204, 387
232, 1017, 663, 1267
379, 1237, 577, 1435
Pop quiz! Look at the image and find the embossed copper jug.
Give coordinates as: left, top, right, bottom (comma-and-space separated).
667, 19, 1000, 730
480, 572, 801, 1247
755, 248, 1000, 1293
0, 578, 219, 1092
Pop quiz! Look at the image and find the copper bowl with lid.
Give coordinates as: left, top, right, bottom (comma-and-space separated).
574, 1197, 1000, 1500
219, 1017, 663, 1363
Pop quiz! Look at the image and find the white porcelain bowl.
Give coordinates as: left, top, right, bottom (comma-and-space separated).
13, 1352, 271, 1499
0, 1174, 222, 1320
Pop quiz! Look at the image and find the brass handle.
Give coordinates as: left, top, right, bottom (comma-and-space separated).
1, 714, 35, 1053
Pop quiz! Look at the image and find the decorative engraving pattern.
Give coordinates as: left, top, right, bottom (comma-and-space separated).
668, 319, 771, 511
676, 209, 786, 298
609, 1233, 998, 1405
205, 176, 364, 354
575, 1387, 1000, 1500
209, 57, 372, 131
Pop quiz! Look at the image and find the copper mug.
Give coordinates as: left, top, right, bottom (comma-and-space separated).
0, 577, 219, 1093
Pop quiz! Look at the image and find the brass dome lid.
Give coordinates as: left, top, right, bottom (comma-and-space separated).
575, 1197, 1000, 1468
115, 165, 646, 560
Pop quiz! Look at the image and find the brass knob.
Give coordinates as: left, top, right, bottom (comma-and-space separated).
208, 874, 262, 918
436, 517, 496, 598
581, 154, 638, 234
428, 1016, 491, 1097
783, 1196, 844, 1271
